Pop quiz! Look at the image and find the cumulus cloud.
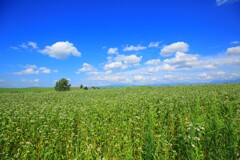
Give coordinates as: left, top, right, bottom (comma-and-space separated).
145, 59, 160, 65
122, 55, 142, 65
160, 42, 189, 56
144, 63, 176, 74
87, 42, 240, 86
114, 54, 142, 65
198, 71, 226, 81
104, 61, 126, 70
76, 63, 97, 74
107, 48, 118, 54
40, 41, 81, 59
148, 42, 160, 48
123, 45, 147, 51
163, 52, 198, 69
13, 65, 51, 75
104, 54, 142, 70
226, 46, 240, 55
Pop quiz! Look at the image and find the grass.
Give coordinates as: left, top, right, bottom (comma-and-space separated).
0, 83, 239, 159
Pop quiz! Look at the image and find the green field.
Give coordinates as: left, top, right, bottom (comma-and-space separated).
0, 84, 239, 159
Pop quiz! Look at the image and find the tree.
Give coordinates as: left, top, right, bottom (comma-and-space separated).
54, 78, 71, 91
80, 84, 83, 89
84, 86, 88, 90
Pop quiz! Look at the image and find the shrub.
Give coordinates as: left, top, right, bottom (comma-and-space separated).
54, 78, 71, 91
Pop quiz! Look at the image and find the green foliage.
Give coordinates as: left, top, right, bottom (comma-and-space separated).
0, 83, 239, 159
54, 78, 71, 91
80, 84, 83, 89
84, 86, 88, 90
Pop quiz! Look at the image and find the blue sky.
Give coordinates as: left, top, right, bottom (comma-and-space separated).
0, 0, 240, 87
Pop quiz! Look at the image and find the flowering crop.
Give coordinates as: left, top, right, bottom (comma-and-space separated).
0, 84, 239, 159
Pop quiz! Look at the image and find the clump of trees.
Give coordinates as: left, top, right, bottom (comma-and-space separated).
54, 78, 71, 91
80, 84, 100, 90
92, 86, 100, 89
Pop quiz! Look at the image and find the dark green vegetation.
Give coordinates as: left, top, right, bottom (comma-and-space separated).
0, 83, 239, 159
54, 78, 71, 91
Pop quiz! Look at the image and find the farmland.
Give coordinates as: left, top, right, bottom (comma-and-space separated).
0, 83, 239, 159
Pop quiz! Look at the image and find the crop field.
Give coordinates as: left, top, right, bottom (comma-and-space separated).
0, 84, 239, 159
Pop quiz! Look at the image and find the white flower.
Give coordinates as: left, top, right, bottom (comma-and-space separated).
192, 144, 196, 148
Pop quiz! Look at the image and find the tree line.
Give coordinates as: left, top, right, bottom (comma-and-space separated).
54, 78, 100, 91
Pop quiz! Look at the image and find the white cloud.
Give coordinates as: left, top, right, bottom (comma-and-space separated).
107, 48, 118, 54
164, 74, 173, 79
214, 71, 226, 76
11, 41, 38, 50
231, 41, 240, 44
88, 71, 99, 75
216, 0, 239, 6
76, 63, 97, 74
104, 70, 112, 75
148, 42, 160, 48
13, 65, 51, 75
40, 41, 81, 59
104, 54, 142, 70
144, 63, 176, 74
202, 64, 217, 69
123, 45, 147, 51
39, 67, 51, 74
34, 79, 40, 82
134, 75, 146, 81
163, 51, 198, 69
226, 46, 240, 55
198, 73, 213, 80
19, 43, 28, 49
28, 42, 38, 49
0, 79, 5, 83
24, 65, 37, 69
122, 55, 142, 65
230, 73, 240, 79
145, 59, 160, 65
160, 42, 189, 56
198, 71, 226, 81
14, 68, 39, 75
104, 61, 126, 70
115, 54, 142, 65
